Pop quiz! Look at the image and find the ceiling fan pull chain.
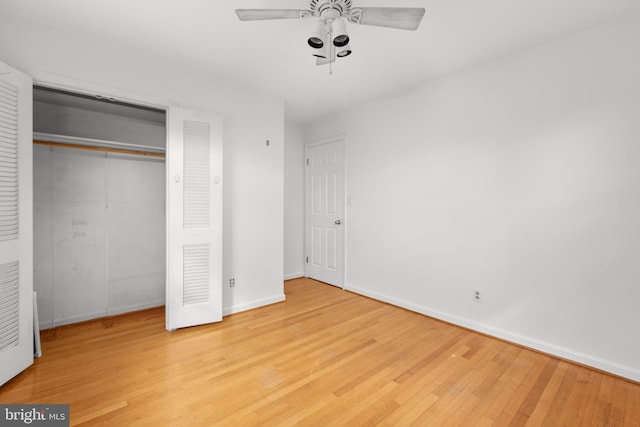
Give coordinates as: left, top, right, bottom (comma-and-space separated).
329, 26, 333, 75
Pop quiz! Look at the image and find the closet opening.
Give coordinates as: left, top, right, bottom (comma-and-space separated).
33, 85, 167, 330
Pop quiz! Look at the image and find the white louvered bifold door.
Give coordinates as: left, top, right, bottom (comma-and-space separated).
0, 60, 33, 386
166, 107, 222, 330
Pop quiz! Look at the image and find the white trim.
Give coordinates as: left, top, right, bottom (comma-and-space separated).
33, 292, 42, 358
39, 301, 165, 330
346, 283, 640, 383
342, 134, 348, 291
284, 273, 305, 281
31, 71, 172, 110
305, 132, 346, 148
223, 294, 286, 317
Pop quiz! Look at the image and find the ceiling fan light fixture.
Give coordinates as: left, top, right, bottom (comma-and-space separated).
307, 20, 325, 49
336, 43, 352, 57
308, 37, 324, 49
331, 17, 349, 47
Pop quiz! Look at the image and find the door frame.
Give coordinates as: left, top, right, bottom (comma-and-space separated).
304, 134, 347, 288
31, 72, 171, 326
32, 73, 224, 331
32, 72, 169, 112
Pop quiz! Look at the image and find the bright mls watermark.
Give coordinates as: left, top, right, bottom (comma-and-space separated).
0, 405, 69, 426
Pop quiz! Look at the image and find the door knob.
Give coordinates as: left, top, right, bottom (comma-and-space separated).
334, 220, 342, 225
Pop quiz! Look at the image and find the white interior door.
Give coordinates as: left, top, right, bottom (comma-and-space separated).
305, 137, 345, 287
0, 60, 33, 386
166, 107, 222, 330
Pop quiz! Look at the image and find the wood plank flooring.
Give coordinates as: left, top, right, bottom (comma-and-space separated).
1, 278, 639, 426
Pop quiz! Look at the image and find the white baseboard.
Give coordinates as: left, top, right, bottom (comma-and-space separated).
39, 300, 165, 330
39, 294, 289, 329
346, 284, 640, 383
223, 294, 286, 317
284, 272, 305, 281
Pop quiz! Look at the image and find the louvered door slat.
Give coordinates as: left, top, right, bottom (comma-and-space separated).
0, 77, 17, 243
0, 261, 19, 351
182, 244, 210, 305
183, 120, 211, 229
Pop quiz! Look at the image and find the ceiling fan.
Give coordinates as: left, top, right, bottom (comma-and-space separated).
236, 0, 425, 66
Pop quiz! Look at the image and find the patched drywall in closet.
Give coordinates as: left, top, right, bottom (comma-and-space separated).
33, 87, 166, 328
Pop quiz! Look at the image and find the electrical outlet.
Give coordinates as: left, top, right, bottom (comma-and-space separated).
229, 278, 236, 288
473, 289, 482, 303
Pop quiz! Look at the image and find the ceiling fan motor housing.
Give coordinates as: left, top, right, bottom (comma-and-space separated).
311, 0, 353, 18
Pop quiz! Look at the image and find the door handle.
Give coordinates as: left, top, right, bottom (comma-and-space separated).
334, 220, 342, 225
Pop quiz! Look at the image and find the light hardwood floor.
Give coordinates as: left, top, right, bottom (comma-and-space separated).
1, 278, 639, 426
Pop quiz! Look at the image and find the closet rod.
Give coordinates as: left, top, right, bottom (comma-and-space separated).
33, 139, 165, 159
34, 140, 165, 158
33, 132, 165, 158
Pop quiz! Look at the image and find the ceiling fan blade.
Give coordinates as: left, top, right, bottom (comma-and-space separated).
236, 9, 311, 21
349, 7, 425, 30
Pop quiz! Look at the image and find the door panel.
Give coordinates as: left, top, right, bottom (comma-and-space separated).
311, 226, 322, 266
0, 60, 33, 386
326, 228, 337, 270
166, 108, 222, 330
327, 171, 337, 214
305, 137, 345, 287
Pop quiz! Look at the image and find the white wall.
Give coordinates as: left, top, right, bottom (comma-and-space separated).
34, 147, 166, 328
0, 18, 285, 319
284, 118, 305, 280
306, 12, 640, 381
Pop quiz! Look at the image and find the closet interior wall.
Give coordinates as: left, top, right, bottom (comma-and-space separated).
33, 86, 167, 329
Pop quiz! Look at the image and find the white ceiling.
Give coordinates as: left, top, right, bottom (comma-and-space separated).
2, 0, 640, 123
